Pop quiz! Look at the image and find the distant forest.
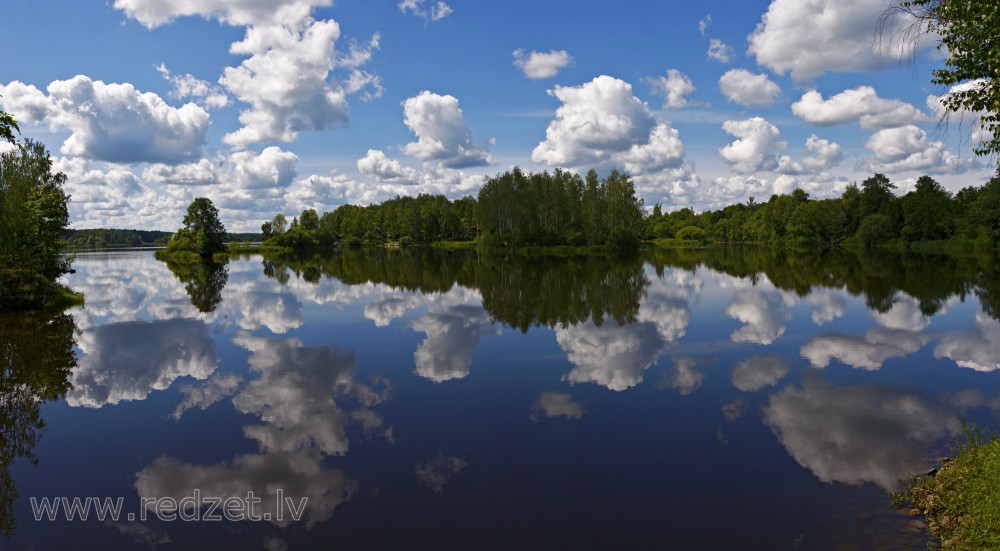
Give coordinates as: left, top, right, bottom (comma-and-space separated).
664, 171, 1000, 249
76, 166, 1000, 253
262, 168, 645, 250
258, 167, 1000, 251
64, 228, 262, 250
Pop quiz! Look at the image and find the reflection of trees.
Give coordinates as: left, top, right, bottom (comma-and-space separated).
471, 253, 647, 331
260, 249, 649, 332
262, 249, 471, 292
649, 246, 998, 320
0, 313, 77, 538
161, 260, 229, 313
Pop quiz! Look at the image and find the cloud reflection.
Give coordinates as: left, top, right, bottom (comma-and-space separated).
731, 354, 789, 392
136, 334, 390, 528
763, 378, 960, 489
934, 312, 1000, 372
557, 320, 664, 391
411, 305, 493, 383
800, 329, 928, 370
530, 392, 585, 421
726, 288, 792, 345
67, 319, 218, 408
415, 454, 467, 493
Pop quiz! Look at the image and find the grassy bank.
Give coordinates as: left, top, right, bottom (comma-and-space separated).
892, 424, 1000, 549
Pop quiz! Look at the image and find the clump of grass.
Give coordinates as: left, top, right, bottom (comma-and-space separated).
892, 421, 1000, 549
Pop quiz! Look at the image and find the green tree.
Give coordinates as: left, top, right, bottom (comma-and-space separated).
184, 197, 227, 256
901, 175, 953, 242
272, 213, 287, 236
860, 173, 898, 218
0, 103, 18, 146
884, 1, 1000, 158
300, 208, 319, 231
0, 139, 78, 310
163, 198, 227, 258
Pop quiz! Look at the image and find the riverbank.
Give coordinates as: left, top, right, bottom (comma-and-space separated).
892, 425, 1000, 549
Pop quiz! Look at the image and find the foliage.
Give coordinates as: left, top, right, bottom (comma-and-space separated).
643, 172, 1000, 251
163, 197, 228, 258
884, 1, 1000, 159
476, 167, 643, 249
0, 139, 79, 310
0, 106, 18, 146
63, 228, 259, 250
251, 169, 1000, 255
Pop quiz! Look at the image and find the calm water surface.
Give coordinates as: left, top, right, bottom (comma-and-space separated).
3, 247, 1000, 550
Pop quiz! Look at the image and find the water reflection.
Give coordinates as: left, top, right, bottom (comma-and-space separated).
730, 354, 789, 392
530, 392, 585, 421
161, 260, 229, 313
763, 377, 961, 489
414, 454, 467, 493
661, 355, 705, 396
557, 319, 663, 391
17, 246, 1000, 547
934, 312, 1000, 371
725, 287, 792, 345
801, 328, 929, 371
0, 313, 77, 537
411, 305, 493, 383
67, 319, 217, 408
135, 334, 389, 528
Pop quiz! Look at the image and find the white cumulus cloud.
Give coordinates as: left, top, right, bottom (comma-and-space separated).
155, 64, 229, 109
865, 125, 970, 174
0, 76, 209, 165
114, 0, 334, 28
707, 39, 734, 63
401, 91, 493, 168
220, 19, 350, 147
791, 87, 932, 129
531, 75, 697, 197
647, 69, 701, 110
357, 149, 419, 183
513, 49, 573, 79
748, 0, 924, 82
719, 117, 782, 175
718, 69, 781, 107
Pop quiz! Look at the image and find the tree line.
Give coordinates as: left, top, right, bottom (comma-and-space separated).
253, 168, 1000, 252
259, 167, 646, 251
647, 172, 1000, 250
63, 229, 261, 250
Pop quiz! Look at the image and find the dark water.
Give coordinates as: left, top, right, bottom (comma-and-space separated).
3, 247, 1000, 550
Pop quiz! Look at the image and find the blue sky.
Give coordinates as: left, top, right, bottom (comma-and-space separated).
1, 0, 994, 231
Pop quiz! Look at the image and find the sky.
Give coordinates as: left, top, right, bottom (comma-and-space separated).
1, 0, 995, 231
